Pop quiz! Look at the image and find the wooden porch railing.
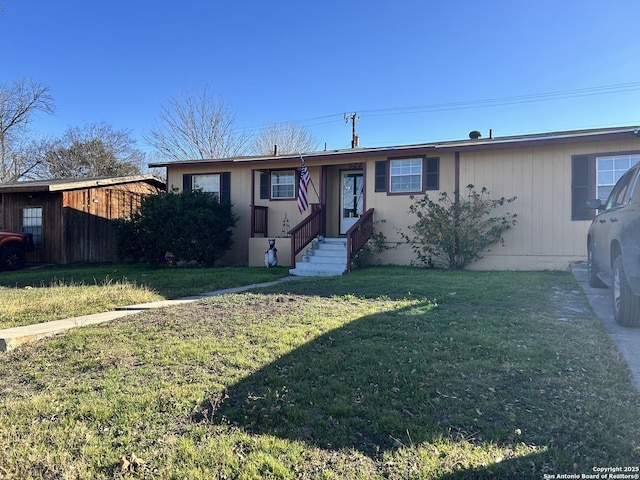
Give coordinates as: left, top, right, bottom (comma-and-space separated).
345, 208, 374, 272
289, 204, 325, 268
251, 205, 268, 237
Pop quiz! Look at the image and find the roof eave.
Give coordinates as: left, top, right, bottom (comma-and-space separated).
0, 174, 166, 194
148, 126, 640, 168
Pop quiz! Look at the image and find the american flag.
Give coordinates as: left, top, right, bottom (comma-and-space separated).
297, 158, 310, 213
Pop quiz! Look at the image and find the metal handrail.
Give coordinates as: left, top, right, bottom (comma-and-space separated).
345, 208, 374, 272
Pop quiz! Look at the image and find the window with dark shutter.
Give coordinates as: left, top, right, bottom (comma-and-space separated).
425, 157, 439, 190
259, 172, 269, 199
571, 154, 592, 220
184, 173, 230, 202
375, 161, 387, 192
182, 174, 193, 192
220, 172, 231, 203
270, 170, 296, 199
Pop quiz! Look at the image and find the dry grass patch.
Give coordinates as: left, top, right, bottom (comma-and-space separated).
0, 280, 163, 329
0, 265, 290, 329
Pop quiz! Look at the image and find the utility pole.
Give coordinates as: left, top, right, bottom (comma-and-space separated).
344, 112, 360, 148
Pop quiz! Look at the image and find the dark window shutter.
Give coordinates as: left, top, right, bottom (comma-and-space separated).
260, 172, 270, 199
220, 172, 231, 203
425, 157, 439, 190
571, 155, 592, 220
375, 161, 387, 192
182, 174, 192, 192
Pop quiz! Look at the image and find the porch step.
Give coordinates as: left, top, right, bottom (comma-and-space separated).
289, 237, 347, 277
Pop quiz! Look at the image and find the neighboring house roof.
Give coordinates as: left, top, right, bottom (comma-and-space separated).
148, 125, 640, 168
0, 174, 166, 194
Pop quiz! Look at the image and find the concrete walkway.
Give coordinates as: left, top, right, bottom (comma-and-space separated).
0, 276, 301, 352
571, 263, 640, 393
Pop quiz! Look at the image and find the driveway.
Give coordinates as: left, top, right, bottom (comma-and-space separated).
572, 263, 640, 393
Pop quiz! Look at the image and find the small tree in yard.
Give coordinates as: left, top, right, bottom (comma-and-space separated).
403, 184, 517, 270
114, 189, 237, 266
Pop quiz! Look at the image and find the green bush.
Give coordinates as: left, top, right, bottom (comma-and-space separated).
351, 220, 397, 268
114, 189, 238, 266
403, 184, 517, 270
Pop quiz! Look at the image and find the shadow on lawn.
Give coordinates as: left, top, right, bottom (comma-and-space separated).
193, 299, 558, 469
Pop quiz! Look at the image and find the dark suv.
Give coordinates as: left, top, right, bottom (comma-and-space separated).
587, 162, 640, 327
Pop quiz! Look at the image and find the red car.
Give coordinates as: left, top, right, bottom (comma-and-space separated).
0, 229, 34, 270
587, 162, 640, 327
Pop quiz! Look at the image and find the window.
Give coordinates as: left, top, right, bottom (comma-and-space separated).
182, 173, 231, 203
572, 152, 640, 220
377, 157, 439, 194
596, 154, 640, 202
271, 170, 295, 199
192, 174, 221, 197
632, 172, 640, 204
605, 168, 635, 210
390, 158, 423, 193
22, 207, 42, 246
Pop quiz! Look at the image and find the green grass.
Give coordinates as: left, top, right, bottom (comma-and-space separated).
0, 265, 290, 328
0, 266, 638, 478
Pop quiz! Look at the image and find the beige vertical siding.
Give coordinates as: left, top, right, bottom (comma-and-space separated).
362, 152, 457, 267
456, 138, 640, 270
168, 134, 640, 270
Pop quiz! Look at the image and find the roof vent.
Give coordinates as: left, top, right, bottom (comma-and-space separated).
469, 130, 482, 139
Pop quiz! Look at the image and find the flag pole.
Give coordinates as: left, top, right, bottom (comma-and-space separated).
299, 153, 321, 204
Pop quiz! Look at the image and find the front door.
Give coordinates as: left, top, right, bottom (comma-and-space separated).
340, 170, 364, 234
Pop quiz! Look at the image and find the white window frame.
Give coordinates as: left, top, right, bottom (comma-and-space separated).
389, 158, 422, 193
271, 170, 295, 199
596, 154, 640, 202
192, 174, 221, 197
22, 207, 43, 246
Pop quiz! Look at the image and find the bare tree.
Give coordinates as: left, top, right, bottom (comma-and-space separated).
252, 122, 319, 156
36, 122, 145, 179
145, 87, 250, 161
0, 78, 55, 181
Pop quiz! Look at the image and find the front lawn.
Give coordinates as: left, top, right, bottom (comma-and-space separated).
0, 265, 289, 329
0, 267, 638, 478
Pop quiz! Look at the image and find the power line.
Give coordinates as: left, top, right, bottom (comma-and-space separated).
355, 82, 640, 118
234, 81, 640, 138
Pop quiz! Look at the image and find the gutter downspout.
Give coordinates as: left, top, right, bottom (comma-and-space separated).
454, 151, 460, 193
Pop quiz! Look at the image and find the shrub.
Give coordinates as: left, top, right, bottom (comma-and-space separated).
402, 184, 517, 270
351, 220, 397, 268
114, 189, 238, 266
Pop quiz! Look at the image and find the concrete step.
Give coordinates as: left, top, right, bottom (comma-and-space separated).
290, 237, 347, 277
289, 263, 346, 277
314, 243, 347, 251
304, 253, 346, 264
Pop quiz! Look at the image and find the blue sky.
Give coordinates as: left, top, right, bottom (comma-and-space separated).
2, 0, 640, 155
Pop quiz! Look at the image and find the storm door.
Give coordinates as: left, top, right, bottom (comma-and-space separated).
340, 170, 364, 234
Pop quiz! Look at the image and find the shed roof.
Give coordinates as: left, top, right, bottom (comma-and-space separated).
148, 125, 640, 168
0, 174, 165, 194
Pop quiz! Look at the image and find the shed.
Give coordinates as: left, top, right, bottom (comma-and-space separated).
0, 175, 165, 265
